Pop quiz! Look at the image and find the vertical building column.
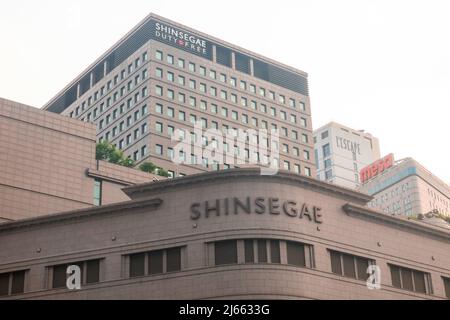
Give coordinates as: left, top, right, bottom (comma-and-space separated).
231, 52, 236, 70
250, 58, 254, 76
279, 241, 287, 264
212, 45, 217, 63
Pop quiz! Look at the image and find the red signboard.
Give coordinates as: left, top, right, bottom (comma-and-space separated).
360, 154, 394, 184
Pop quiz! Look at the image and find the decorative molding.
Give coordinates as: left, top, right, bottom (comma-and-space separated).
123, 168, 373, 203
0, 198, 163, 232
343, 203, 450, 241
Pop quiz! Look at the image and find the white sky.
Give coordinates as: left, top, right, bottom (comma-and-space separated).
1, 0, 449, 183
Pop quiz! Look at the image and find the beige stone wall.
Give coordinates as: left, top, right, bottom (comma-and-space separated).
0, 98, 97, 220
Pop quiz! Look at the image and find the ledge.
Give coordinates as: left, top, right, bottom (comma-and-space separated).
0, 198, 163, 232
123, 168, 373, 204
343, 203, 450, 241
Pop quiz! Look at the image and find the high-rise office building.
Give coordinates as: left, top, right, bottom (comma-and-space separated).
359, 156, 450, 217
42, 13, 315, 178
314, 122, 380, 189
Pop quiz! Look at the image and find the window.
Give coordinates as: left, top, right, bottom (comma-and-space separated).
300, 117, 307, 127
156, 85, 163, 96
178, 75, 185, 86
221, 90, 227, 100
178, 93, 185, 103
221, 107, 228, 118
209, 70, 216, 79
284, 161, 290, 171
189, 79, 196, 89
167, 54, 174, 64
167, 107, 174, 118
230, 77, 236, 86
189, 62, 196, 72
304, 167, 311, 177
93, 179, 102, 206
179, 111, 186, 121
443, 277, 450, 299
244, 240, 254, 263
270, 240, 281, 263
210, 87, 217, 97
167, 71, 174, 82
294, 164, 300, 174
220, 73, 227, 83
257, 239, 267, 263
321, 130, 329, 139
129, 247, 182, 278
303, 150, 310, 160
231, 111, 238, 120
301, 134, 308, 144
167, 89, 175, 100
155, 104, 163, 114
199, 83, 206, 93
156, 122, 163, 133
155, 50, 163, 60
389, 264, 432, 294
215, 240, 237, 265
329, 250, 373, 282
51, 259, 100, 288
155, 144, 163, 155
289, 98, 296, 108
231, 94, 237, 103
199, 66, 206, 76
141, 145, 147, 157
323, 143, 331, 158
0, 270, 26, 296
240, 80, 247, 90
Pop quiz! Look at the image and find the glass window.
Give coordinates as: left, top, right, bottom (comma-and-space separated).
270, 240, 280, 264
244, 240, 254, 263
166, 248, 181, 272
215, 240, 237, 265
129, 253, 145, 278
257, 240, 267, 263
287, 241, 306, 267
148, 250, 163, 275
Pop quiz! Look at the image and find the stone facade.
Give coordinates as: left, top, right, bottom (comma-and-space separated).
0, 169, 449, 300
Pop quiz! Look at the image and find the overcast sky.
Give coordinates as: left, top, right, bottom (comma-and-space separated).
1, 0, 449, 183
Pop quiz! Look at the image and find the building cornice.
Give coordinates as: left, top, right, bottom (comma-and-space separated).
343, 203, 450, 241
0, 198, 163, 232
123, 168, 373, 203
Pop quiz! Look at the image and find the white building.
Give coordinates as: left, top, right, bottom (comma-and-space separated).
314, 122, 380, 189
359, 157, 450, 217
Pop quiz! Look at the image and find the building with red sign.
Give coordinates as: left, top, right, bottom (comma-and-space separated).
359, 157, 450, 217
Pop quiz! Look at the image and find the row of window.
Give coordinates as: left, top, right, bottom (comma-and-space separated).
154, 50, 307, 111
151, 142, 311, 176
98, 104, 148, 143
69, 51, 149, 119
153, 84, 308, 129
1, 240, 449, 298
